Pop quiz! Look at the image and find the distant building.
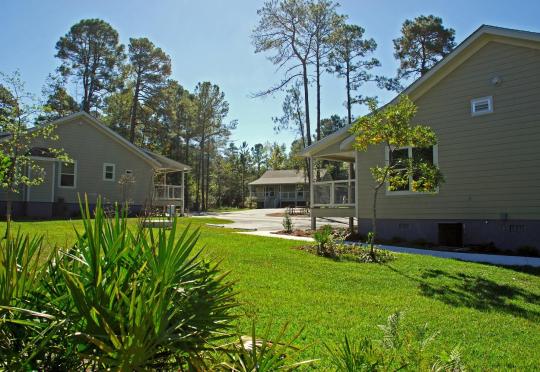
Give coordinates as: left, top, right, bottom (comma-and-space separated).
248, 169, 312, 208
0, 112, 189, 218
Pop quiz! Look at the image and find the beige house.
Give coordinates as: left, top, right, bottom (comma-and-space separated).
302, 25, 540, 250
0, 112, 189, 218
248, 170, 310, 208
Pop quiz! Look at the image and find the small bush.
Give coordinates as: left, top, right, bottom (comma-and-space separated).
244, 196, 257, 209
326, 312, 466, 371
313, 225, 336, 257
309, 226, 394, 263
282, 212, 293, 233
339, 244, 395, 263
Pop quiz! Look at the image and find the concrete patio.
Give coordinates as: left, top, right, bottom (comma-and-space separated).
193, 208, 349, 231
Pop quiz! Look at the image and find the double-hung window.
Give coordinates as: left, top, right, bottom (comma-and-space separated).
59, 161, 77, 188
103, 163, 116, 181
387, 146, 438, 194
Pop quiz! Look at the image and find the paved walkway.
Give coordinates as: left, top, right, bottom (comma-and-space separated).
196, 209, 540, 267
193, 208, 349, 231
371, 243, 540, 267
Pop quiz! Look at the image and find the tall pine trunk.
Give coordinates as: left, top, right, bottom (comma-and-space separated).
129, 82, 141, 143
205, 151, 210, 210
346, 62, 352, 126
316, 57, 321, 141
302, 62, 312, 146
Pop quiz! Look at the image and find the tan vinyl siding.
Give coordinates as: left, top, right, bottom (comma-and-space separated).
28, 161, 54, 202
33, 118, 155, 205
356, 41, 540, 221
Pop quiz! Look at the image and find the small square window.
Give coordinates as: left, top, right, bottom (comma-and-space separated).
103, 163, 115, 181
471, 96, 493, 116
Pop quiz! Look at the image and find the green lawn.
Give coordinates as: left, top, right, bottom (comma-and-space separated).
3, 217, 540, 369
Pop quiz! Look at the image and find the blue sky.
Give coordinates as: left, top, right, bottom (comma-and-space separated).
1, 0, 539, 147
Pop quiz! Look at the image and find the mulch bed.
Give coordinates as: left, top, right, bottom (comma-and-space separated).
271, 229, 313, 237
266, 212, 285, 217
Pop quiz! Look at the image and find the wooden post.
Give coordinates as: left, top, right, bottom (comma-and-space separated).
354, 152, 360, 235
309, 157, 316, 230
348, 162, 354, 231
181, 170, 185, 216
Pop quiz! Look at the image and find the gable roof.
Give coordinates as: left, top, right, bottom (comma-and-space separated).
249, 169, 308, 185
301, 25, 540, 157
49, 112, 190, 171
143, 149, 190, 172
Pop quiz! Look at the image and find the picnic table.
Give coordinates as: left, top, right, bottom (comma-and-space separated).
285, 206, 310, 216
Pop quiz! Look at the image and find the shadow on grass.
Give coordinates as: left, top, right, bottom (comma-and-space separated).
387, 266, 540, 321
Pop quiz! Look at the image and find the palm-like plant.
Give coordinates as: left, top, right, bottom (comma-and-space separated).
59, 199, 237, 370
0, 198, 237, 370
0, 228, 62, 368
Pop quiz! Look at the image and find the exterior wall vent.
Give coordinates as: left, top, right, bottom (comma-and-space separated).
504, 224, 526, 233
471, 96, 493, 116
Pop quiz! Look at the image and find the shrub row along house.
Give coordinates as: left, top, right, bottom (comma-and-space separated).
301, 25, 540, 251
0, 112, 189, 218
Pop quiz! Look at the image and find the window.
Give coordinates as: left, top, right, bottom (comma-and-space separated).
59, 161, 76, 188
103, 163, 115, 181
471, 96, 493, 116
389, 148, 409, 191
265, 186, 275, 197
386, 146, 438, 194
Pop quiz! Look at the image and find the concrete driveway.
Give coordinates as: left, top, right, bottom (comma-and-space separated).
192, 208, 349, 231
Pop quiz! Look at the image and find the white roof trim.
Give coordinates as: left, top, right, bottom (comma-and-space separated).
300, 125, 351, 156
301, 25, 540, 158
399, 25, 540, 102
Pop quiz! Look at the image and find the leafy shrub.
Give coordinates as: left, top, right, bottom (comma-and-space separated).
313, 225, 336, 257
0, 199, 237, 370
244, 196, 258, 209
338, 244, 395, 263
310, 226, 394, 263
326, 312, 465, 371
282, 211, 294, 233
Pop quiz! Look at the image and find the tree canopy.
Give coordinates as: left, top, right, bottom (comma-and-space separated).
55, 18, 125, 113
393, 15, 456, 79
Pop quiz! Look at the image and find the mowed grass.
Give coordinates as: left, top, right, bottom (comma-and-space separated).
3, 217, 540, 369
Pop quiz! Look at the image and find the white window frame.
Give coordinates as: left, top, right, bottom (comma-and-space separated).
471, 96, 493, 116
385, 145, 439, 196
58, 161, 77, 189
103, 163, 116, 181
